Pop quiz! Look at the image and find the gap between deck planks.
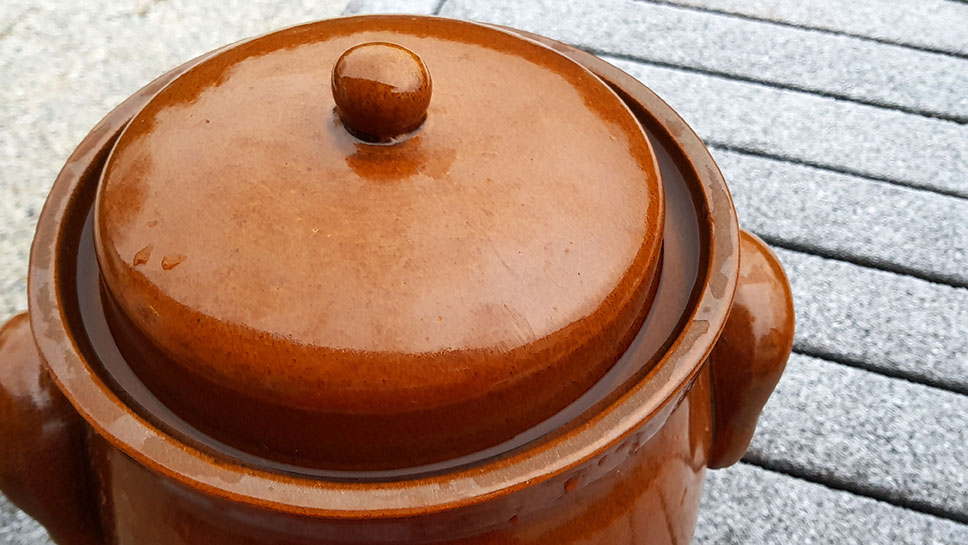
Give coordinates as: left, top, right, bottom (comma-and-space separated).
698, 463, 968, 544
603, 56, 967, 198
642, 0, 968, 58
745, 353, 968, 522
710, 146, 968, 288
773, 247, 968, 392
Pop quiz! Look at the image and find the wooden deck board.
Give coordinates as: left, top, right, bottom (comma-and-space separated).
653, 0, 968, 56
713, 148, 968, 287
699, 463, 968, 544
606, 57, 968, 198
747, 353, 968, 519
776, 248, 968, 391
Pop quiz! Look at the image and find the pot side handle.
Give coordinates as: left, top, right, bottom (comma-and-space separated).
0, 312, 103, 545
707, 231, 795, 469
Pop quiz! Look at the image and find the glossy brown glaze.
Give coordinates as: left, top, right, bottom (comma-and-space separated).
332, 41, 432, 142
85, 369, 711, 545
93, 17, 664, 469
2, 14, 794, 545
0, 313, 102, 545
707, 231, 795, 468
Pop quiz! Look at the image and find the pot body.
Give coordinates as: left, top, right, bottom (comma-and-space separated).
0, 17, 794, 545
0, 306, 709, 544
81, 371, 710, 545
0, 309, 714, 545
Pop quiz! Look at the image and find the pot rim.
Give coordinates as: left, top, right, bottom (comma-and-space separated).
27, 15, 739, 519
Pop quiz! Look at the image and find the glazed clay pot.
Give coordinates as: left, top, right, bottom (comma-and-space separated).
0, 15, 794, 545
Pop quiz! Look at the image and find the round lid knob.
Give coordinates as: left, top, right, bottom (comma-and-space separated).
332, 42, 432, 142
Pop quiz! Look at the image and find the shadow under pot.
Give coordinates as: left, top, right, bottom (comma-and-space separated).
0, 15, 794, 545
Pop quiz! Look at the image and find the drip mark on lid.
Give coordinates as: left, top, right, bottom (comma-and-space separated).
134, 245, 152, 266
162, 254, 187, 270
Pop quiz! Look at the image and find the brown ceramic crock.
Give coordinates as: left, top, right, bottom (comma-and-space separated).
0, 15, 794, 545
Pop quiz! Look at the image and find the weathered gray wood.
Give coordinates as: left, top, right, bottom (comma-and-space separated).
656, 0, 968, 56
608, 57, 968, 198
441, 0, 968, 121
344, 0, 439, 15
773, 248, 968, 391
714, 148, 968, 287
0, 498, 50, 545
747, 353, 968, 519
698, 463, 968, 544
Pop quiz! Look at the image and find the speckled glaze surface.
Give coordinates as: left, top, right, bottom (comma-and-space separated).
0, 15, 793, 545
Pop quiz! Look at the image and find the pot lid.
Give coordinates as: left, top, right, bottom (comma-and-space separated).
93, 16, 663, 470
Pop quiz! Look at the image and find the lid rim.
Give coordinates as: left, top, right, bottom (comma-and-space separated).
90, 14, 665, 470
